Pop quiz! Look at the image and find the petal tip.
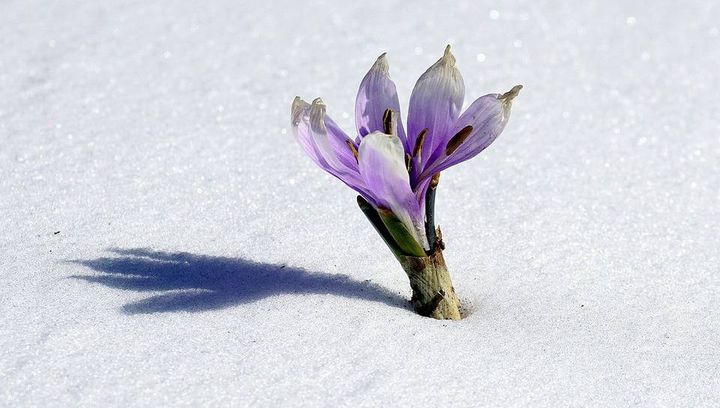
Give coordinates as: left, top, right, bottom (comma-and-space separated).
372, 52, 390, 73
291, 96, 306, 125
440, 44, 456, 66
309, 98, 327, 130
499, 85, 523, 102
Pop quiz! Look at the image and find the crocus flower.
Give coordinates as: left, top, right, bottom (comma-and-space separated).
291, 46, 520, 319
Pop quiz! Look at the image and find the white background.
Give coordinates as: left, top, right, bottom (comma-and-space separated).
2, 0, 719, 406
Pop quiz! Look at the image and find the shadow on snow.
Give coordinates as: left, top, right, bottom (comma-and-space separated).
69, 248, 409, 315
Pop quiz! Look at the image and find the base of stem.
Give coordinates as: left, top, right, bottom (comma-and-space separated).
398, 246, 461, 320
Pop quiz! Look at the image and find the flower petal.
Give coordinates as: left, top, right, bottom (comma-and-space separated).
358, 132, 429, 250
419, 85, 521, 180
291, 97, 372, 198
308, 98, 359, 171
407, 45, 465, 179
291, 97, 325, 167
355, 53, 407, 146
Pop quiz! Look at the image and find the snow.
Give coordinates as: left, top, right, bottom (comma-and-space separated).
2, 0, 719, 406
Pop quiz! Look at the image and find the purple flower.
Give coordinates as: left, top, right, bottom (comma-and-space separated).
291, 46, 520, 254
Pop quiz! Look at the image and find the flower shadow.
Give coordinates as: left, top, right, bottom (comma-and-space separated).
70, 248, 409, 315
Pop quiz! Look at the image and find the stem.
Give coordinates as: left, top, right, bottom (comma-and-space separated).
424, 173, 441, 251
397, 242, 461, 320
358, 194, 461, 320
424, 185, 437, 250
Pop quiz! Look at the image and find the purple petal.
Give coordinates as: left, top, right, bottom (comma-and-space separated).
291, 97, 372, 199
355, 53, 407, 146
406, 45, 465, 180
419, 85, 521, 180
358, 132, 429, 249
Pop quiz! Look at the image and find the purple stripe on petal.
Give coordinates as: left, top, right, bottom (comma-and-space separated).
413, 176, 432, 218
355, 53, 407, 147
407, 45, 465, 181
358, 132, 429, 250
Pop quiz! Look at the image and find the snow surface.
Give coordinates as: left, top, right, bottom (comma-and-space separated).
2, 0, 720, 406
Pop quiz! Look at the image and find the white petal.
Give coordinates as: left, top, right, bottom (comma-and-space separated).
358, 132, 429, 249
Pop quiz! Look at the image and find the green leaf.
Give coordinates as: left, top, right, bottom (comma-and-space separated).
356, 196, 404, 259
377, 208, 427, 257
